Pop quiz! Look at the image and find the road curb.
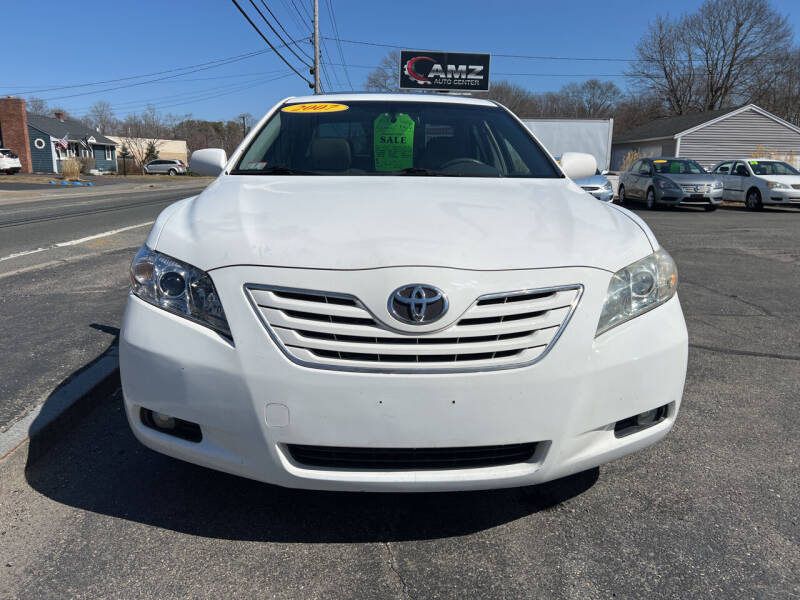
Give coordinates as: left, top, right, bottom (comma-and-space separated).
0, 344, 121, 468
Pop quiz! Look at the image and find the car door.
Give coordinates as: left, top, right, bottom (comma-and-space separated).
730, 161, 750, 202
636, 159, 653, 200
623, 160, 641, 200
713, 161, 734, 200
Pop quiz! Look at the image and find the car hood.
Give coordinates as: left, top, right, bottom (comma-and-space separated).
657, 173, 718, 184
151, 175, 654, 273
756, 174, 800, 184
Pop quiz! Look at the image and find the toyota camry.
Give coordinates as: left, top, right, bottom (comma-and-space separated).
120, 93, 688, 492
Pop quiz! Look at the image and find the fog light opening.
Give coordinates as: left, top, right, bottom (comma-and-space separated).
140, 408, 203, 443
614, 404, 669, 438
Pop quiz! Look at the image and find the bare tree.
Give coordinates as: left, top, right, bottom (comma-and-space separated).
365, 51, 412, 92
118, 105, 176, 166
627, 15, 697, 114
483, 81, 542, 116
27, 97, 50, 117
85, 101, 118, 135
748, 47, 800, 125
562, 79, 621, 118
628, 0, 793, 114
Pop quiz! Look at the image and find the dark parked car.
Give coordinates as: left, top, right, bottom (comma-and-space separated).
618, 157, 723, 211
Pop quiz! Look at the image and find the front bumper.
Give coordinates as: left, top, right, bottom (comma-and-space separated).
120, 265, 688, 492
655, 187, 723, 206
765, 188, 800, 204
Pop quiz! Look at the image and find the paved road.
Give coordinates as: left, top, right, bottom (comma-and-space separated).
0, 182, 207, 430
1, 204, 798, 599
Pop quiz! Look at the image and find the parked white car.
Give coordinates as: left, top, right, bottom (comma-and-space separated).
0, 149, 22, 174
710, 158, 800, 209
121, 94, 688, 492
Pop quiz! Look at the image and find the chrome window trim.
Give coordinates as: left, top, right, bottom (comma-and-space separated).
244, 283, 584, 374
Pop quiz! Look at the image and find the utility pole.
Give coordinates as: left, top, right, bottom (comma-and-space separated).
313, 0, 321, 94
240, 114, 247, 140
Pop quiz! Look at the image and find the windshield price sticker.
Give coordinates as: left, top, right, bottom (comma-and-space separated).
373, 113, 415, 171
749, 160, 759, 164
281, 103, 349, 113
653, 159, 667, 163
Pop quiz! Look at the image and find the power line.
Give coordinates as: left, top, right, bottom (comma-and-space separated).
279, 0, 310, 33
62, 71, 289, 115
322, 36, 721, 64
231, 0, 313, 86
4, 48, 279, 96
247, 0, 311, 67
258, 0, 313, 60
325, 0, 353, 91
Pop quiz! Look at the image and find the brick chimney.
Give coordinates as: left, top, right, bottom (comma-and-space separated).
54, 111, 65, 122
0, 97, 32, 173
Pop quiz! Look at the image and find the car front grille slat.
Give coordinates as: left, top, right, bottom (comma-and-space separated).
246, 285, 581, 373
680, 184, 711, 193
287, 442, 539, 470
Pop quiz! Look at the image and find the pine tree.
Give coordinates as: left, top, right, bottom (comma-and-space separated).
144, 141, 159, 163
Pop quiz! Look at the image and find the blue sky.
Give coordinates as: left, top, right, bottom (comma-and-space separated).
6, 0, 799, 122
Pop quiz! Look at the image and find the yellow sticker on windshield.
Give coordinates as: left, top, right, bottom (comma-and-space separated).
653, 159, 667, 163
749, 160, 759, 164
281, 103, 349, 113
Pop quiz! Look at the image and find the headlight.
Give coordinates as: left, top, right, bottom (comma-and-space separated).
766, 181, 789, 189
712, 180, 723, 189
654, 177, 679, 190
596, 248, 678, 336
130, 245, 231, 338
601, 180, 612, 191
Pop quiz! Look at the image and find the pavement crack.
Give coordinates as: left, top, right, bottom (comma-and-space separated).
682, 279, 775, 316
383, 541, 411, 599
689, 343, 800, 362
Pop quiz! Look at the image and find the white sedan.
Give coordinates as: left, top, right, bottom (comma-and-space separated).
710, 158, 800, 209
120, 94, 687, 492
0, 148, 22, 174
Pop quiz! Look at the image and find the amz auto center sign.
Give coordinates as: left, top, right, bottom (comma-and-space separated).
399, 50, 491, 91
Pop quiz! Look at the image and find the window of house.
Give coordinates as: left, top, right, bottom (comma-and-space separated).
105, 146, 113, 161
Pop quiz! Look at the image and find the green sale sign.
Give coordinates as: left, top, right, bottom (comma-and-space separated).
373, 113, 415, 172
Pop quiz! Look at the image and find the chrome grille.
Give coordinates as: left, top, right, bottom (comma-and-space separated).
581, 186, 600, 192
680, 184, 711, 193
245, 284, 582, 373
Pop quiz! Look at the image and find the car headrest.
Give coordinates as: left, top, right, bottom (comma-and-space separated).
310, 137, 351, 172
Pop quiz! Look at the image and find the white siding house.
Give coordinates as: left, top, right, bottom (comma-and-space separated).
611, 105, 800, 171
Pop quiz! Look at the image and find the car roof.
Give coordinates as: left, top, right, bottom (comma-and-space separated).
283, 92, 497, 107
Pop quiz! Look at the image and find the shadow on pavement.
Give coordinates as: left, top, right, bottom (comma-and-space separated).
24, 367, 598, 543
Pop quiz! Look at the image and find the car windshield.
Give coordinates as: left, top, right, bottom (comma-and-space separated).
652, 159, 706, 175
233, 100, 560, 178
749, 160, 799, 175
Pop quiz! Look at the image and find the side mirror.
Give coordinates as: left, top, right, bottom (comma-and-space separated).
189, 148, 228, 176
560, 152, 597, 180
601, 169, 609, 176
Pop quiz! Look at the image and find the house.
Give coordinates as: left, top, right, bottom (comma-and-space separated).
28, 112, 117, 173
0, 97, 117, 174
106, 136, 188, 164
611, 104, 800, 171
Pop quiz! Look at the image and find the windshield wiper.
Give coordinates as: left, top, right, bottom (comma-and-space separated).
232, 165, 316, 175
388, 167, 451, 176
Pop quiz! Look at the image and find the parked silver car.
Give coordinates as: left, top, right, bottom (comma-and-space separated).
143, 159, 187, 175
618, 157, 723, 211
574, 170, 614, 202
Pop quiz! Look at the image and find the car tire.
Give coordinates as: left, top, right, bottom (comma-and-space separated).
745, 188, 763, 211
646, 188, 656, 210
618, 185, 626, 205
168, 169, 177, 176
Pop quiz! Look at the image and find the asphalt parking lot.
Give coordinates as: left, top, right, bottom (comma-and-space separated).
1, 203, 798, 599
